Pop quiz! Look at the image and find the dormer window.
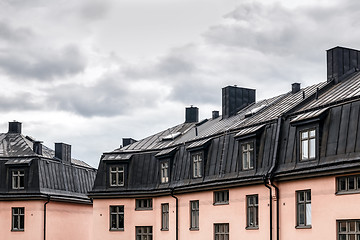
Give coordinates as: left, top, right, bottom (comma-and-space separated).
160, 161, 169, 183
110, 166, 124, 187
12, 170, 24, 190
192, 152, 203, 178
300, 129, 316, 161
242, 142, 254, 170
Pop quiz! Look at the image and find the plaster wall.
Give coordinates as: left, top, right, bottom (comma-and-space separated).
278, 174, 360, 240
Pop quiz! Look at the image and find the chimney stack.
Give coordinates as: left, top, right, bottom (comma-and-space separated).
8, 121, 22, 134
185, 106, 199, 123
55, 143, 71, 163
122, 138, 137, 147
212, 110, 219, 119
33, 141, 43, 155
292, 83, 301, 94
222, 86, 255, 118
327, 46, 360, 84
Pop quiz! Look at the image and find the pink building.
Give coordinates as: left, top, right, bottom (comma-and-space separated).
0, 121, 96, 240
90, 46, 360, 240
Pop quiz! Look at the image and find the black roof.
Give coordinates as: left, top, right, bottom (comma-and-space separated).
0, 130, 96, 203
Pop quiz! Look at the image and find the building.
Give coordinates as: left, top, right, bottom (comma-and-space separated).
89, 46, 360, 240
0, 121, 97, 240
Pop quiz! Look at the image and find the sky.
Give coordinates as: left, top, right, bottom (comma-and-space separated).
0, 0, 359, 168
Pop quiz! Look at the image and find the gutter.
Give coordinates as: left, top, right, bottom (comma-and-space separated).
170, 189, 178, 240
44, 195, 50, 240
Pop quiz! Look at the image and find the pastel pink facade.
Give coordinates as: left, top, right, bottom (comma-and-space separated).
0, 200, 93, 240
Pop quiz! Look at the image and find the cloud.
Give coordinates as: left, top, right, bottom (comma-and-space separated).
79, 0, 111, 21
0, 44, 87, 81
0, 21, 34, 43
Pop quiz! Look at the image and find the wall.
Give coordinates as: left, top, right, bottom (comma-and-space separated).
0, 200, 93, 240
278, 174, 360, 240
92, 184, 270, 240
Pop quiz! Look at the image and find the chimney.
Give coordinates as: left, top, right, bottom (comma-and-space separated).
8, 121, 22, 134
122, 138, 137, 147
292, 83, 301, 94
212, 110, 219, 119
55, 143, 71, 163
222, 86, 255, 118
327, 46, 360, 84
33, 141, 43, 155
185, 106, 199, 123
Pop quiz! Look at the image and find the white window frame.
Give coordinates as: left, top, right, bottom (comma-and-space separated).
300, 129, 316, 161
192, 153, 203, 178
296, 189, 311, 227
109, 205, 124, 231
110, 166, 124, 187
160, 162, 169, 183
242, 142, 254, 170
12, 170, 24, 190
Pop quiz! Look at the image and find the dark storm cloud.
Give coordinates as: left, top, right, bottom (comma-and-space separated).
0, 45, 87, 81
0, 21, 34, 43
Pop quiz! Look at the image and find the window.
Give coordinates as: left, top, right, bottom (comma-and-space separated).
214, 223, 229, 240
338, 220, 360, 240
246, 195, 259, 228
136, 199, 153, 210
337, 175, 360, 193
192, 153, 203, 178
161, 203, 169, 230
160, 162, 169, 183
12, 207, 24, 231
296, 190, 311, 227
12, 170, 24, 189
190, 200, 199, 230
110, 206, 124, 231
110, 166, 124, 187
300, 129, 316, 161
136, 226, 152, 240
214, 190, 229, 205
241, 142, 254, 170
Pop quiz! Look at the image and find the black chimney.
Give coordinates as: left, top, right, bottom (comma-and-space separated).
185, 106, 199, 123
292, 83, 301, 94
33, 141, 43, 155
8, 121, 22, 134
222, 86, 255, 118
327, 46, 360, 84
122, 138, 137, 147
55, 143, 71, 163
212, 110, 219, 119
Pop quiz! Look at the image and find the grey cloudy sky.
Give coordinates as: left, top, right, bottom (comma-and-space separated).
0, 0, 358, 167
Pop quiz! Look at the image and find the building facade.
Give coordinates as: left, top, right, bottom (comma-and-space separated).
90, 46, 360, 240
0, 122, 97, 240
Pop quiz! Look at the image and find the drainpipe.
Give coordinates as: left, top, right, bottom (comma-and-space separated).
170, 189, 178, 240
44, 195, 50, 240
267, 117, 282, 240
263, 176, 272, 240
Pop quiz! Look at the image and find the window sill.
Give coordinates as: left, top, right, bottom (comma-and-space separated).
213, 202, 229, 206
295, 225, 312, 229
189, 227, 199, 231
161, 228, 169, 231
109, 228, 124, 231
336, 190, 360, 196
11, 229, 24, 232
135, 208, 153, 211
246, 226, 259, 230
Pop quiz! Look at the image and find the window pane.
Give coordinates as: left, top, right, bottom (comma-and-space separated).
306, 203, 311, 225
309, 138, 316, 159
339, 221, 347, 232
243, 153, 248, 169
249, 151, 254, 169
349, 177, 356, 190
350, 221, 356, 232
298, 192, 305, 202
338, 178, 347, 191
302, 131, 308, 139
298, 204, 305, 225
349, 235, 356, 240
302, 140, 308, 160
339, 235, 346, 240
309, 130, 315, 138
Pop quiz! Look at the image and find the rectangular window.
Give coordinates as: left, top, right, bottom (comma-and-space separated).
300, 129, 316, 161
337, 175, 360, 193
110, 166, 124, 187
242, 142, 254, 170
338, 220, 360, 240
214, 223, 229, 240
12, 207, 24, 231
161, 203, 169, 230
136, 199, 153, 210
136, 226, 152, 240
12, 170, 24, 190
190, 200, 199, 230
110, 206, 124, 231
160, 162, 169, 183
214, 190, 229, 205
192, 153, 203, 178
296, 190, 311, 227
247, 195, 259, 228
